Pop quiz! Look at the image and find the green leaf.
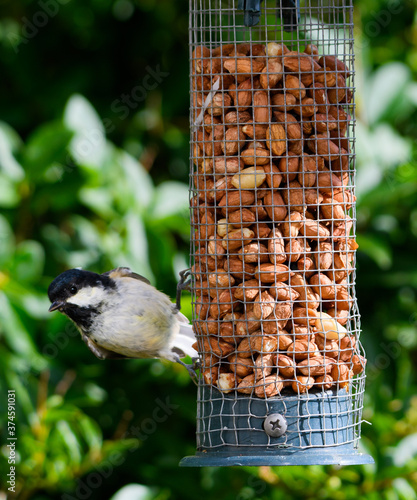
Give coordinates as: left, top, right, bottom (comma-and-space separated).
0, 121, 23, 151
0, 173, 19, 207
79, 186, 116, 219
78, 414, 103, 452
393, 478, 417, 500
0, 291, 44, 365
12, 240, 45, 283
366, 62, 411, 125
64, 94, 107, 169
54, 420, 83, 465
84, 381, 107, 404
356, 122, 412, 197
151, 181, 189, 220
357, 234, 392, 269
2, 267, 50, 317
407, 82, 417, 106
65, 216, 103, 268
0, 352, 38, 415
111, 484, 155, 500
124, 213, 154, 281
23, 121, 73, 180
0, 214, 14, 267
70, 215, 105, 249
20, 293, 51, 320
0, 123, 24, 181
370, 123, 412, 170
118, 150, 154, 210
392, 434, 417, 467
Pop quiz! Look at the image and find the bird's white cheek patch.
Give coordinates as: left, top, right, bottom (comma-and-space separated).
67, 286, 107, 307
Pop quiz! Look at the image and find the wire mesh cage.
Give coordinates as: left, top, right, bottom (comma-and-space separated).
181, 0, 374, 466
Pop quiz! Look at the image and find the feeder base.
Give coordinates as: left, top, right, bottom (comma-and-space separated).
179, 447, 374, 467
181, 387, 374, 467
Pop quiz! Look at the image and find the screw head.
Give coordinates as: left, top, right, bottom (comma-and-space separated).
263, 413, 287, 438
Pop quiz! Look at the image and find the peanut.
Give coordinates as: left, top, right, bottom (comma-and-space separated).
315, 374, 333, 390
239, 242, 269, 264
228, 354, 254, 378
191, 42, 364, 397
266, 123, 287, 156
250, 332, 278, 353
217, 372, 239, 393
315, 312, 347, 340
252, 291, 276, 320
297, 356, 332, 377
260, 59, 283, 89
263, 191, 287, 221
255, 374, 284, 398
267, 228, 286, 264
237, 374, 256, 394
275, 354, 295, 377
255, 263, 290, 283
232, 167, 266, 189
234, 280, 260, 301
254, 353, 275, 380
287, 340, 319, 360
269, 283, 299, 302
291, 376, 314, 393
229, 208, 256, 227
241, 147, 270, 166
222, 228, 254, 252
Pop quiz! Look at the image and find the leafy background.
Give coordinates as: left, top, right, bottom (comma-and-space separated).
0, 0, 417, 498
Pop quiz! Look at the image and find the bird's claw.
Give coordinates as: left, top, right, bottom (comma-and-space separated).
175, 268, 192, 312
185, 364, 198, 382
178, 268, 192, 290
175, 355, 200, 385
189, 356, 201, 379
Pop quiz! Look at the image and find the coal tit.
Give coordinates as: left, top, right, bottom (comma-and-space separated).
48, 267, 198, 376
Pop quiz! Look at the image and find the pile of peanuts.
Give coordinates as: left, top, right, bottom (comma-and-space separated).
190, 41, 367, 398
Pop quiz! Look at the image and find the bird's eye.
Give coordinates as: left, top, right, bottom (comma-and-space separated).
69, 286, 78, 295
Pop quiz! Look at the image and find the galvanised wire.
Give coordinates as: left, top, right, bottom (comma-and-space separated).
189, 0, 365, 450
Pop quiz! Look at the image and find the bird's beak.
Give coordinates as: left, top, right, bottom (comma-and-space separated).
49, 301, 65, 312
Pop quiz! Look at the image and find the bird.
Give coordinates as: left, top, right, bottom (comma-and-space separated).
47, 267, 199, 378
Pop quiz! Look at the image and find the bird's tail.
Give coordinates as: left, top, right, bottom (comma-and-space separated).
170, 321, 198, 360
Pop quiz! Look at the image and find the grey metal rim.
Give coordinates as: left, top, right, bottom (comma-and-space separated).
180, 447, 374, 467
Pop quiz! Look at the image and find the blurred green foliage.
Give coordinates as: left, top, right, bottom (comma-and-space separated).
0, 0, 417, 499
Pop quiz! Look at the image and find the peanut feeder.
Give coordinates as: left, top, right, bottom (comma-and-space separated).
181, 0, 373, 467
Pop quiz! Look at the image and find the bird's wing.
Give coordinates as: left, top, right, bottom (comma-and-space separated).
81, 332, 130, 360
102, 267, 151, 285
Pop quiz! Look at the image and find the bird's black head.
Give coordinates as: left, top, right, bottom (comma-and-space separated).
48, 269, 115, 314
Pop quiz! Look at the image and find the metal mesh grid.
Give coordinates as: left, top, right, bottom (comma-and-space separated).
189, 0, 366, 450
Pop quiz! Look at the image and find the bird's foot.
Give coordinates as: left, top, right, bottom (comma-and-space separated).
175, 268, 192, 312
174, 355, 200, 385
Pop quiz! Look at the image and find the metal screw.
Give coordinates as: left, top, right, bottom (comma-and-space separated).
263, 413, 287, 438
